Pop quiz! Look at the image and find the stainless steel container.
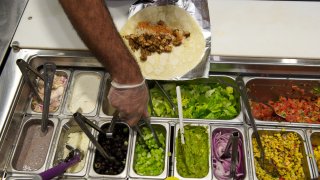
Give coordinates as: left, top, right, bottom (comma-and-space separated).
243, 77, 320, 127
129, 121, 170, 179
88, 120, 132, 179
98, 73, 110, 117
305, 128, 320, 179
210, 124, 250, 180
99, 74, 115, 118
49, 118, 93, 177
173, 123, 212, 180
8, 117, 58, 174
100, 75, 243, 123
6, 175, 35, 180
0, 51, 110, 178
26, 70, 71, 116
63, 70, 104, 116
247, 126, 314, 179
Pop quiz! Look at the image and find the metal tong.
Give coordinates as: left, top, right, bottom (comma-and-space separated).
220, 131, 239, 179
134, 116, 162, 148
133, 0, 154, 5
17, 59, 56, 133
147, 80, 176, 116
36, 145, 81, 180
41, 63, 56, 133
235, 76, 265, 166
16, 59, 44, 102
155, 80, 177, 112
73, 112, 116, 162
105, 111, 121, 138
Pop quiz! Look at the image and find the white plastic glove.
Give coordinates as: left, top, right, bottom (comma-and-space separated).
107, 83, 149, 127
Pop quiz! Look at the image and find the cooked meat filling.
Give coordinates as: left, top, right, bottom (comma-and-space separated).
124, 20, 190, 61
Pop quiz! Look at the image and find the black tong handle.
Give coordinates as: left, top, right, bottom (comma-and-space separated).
220, 131, 239, 179
41, 63, 56, 133
137, 117, 162, 148
230, 132, 239, 179
16, 59, 44, 102
155, 80, 176, 112
74, 112, 104, 134
73, 113, 116, 161
106, 110, 120, 138
235, 76, 265, 165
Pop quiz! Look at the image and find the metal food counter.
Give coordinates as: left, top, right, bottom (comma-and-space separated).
1, 0, 320, 179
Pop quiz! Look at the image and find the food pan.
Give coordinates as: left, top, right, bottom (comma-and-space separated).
129, 121, 170, 179
101, 75, 242, 123
173, 123, 212, 180
26, 70, 70, 116
244, 77, 320, 127
305, 129, 320, 179
6, 176, 86, 180
210, 125, 249, 180
5, 176, 34, 180
9, 117, 58, 174
89, 120, 132, 179
49, 118, 93, 177
247, 126, 314, 180
63, 70, 104, 116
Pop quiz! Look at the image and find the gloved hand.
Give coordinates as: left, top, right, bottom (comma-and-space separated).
108, 83, 149, 127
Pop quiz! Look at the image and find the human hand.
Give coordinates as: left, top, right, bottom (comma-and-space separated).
107, 83, 149, 127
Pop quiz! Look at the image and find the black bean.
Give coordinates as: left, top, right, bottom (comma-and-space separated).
93, 123, 129, 175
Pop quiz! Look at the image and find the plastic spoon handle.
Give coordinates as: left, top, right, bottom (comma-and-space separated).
38, 155, 80, 180
176, 86, 185, 144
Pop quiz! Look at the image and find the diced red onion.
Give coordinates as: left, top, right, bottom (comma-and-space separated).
212, 129, 245, 180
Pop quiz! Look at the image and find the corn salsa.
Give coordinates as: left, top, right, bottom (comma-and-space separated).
253, 132, 305, 180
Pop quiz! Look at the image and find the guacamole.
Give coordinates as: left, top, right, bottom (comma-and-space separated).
176, 125, 209, 178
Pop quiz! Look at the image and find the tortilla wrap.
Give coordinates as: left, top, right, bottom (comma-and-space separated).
120, 5, 205, 80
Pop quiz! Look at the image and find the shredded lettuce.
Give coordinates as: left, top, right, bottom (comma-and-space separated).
149, 83, 239, 119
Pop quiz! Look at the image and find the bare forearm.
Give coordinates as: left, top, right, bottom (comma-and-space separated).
59, 0, 143, 84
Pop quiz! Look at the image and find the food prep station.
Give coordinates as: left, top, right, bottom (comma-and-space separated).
1, 0, 320, 180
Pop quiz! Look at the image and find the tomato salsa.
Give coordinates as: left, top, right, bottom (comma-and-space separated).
251, 96, 320, 123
